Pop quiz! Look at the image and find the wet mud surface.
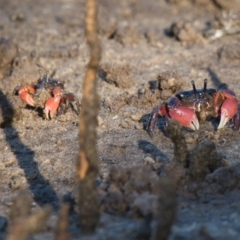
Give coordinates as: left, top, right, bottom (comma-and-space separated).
1, 0, 240, 239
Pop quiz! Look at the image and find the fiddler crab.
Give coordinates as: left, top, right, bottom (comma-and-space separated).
15, 70, 80, 119
148, 79, 239, 135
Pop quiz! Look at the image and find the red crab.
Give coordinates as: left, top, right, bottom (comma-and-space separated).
16, 70, 79, 119
148, 79, 239, 134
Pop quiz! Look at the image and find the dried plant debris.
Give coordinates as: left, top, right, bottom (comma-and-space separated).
99, 164, 160, 218
7, 191, 52, 240
170, 21, 206, 45
205, 165, 240, 194
157, 71, 184, 100
166, 120, 188, 167
153, 177, 176, 240
8, 190, 32, 222
162, 121, 226, 184
55, 203, 70, 240
99, 63, 134, 89
188, 140, 226, 181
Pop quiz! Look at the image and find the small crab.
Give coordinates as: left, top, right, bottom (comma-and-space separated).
148, 79, 239, 134
15, 70, 80, 119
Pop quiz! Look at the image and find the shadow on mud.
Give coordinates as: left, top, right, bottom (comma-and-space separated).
0, 90, 59, 209
138, 139, 168, 161
207, 67, 228, 89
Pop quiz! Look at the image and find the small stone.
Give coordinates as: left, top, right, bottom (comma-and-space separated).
27, 172, 38, 180
213, 132, 220, 140
43, 159, 51, 165
121, 121, 129, 129
131, 114, 142, 121
97, 116, 104, 126
135, 123, 143, 130
144, 156, 155, 165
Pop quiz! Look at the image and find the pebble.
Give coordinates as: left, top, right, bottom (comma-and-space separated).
213, 131, 220, 140
131, 114, 142, 121
43, 159, 51, 165
27, 172, 38, 180
144, 156, 155, 165
121, 121, 129, 129
97, 116, 104, 126
135, 123, 143, 130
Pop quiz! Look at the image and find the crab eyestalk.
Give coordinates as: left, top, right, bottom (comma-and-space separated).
39, 69, 42, 80
203, 78, 208, 92
191, 80, 197, 94
45, 71, 49, 83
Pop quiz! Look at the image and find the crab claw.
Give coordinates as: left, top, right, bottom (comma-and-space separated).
168, 106, 200, 131
218, 97, 238, 129
18, 86, 35, 106
44, 87, 63, 120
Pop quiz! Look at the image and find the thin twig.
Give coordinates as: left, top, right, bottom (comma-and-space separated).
77, 0, 101, 234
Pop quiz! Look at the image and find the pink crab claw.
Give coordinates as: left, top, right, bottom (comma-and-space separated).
218, 97, 238, 129
18, 86, 35, 106
44, 87, 63, 120
168, 105, 200, 131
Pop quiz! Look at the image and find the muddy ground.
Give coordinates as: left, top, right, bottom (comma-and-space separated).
1, 0, 240, 239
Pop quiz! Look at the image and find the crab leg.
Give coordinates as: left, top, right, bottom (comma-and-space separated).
147, 104, 167, 135
18, 86, 36, 106
214, 89, 239, 129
